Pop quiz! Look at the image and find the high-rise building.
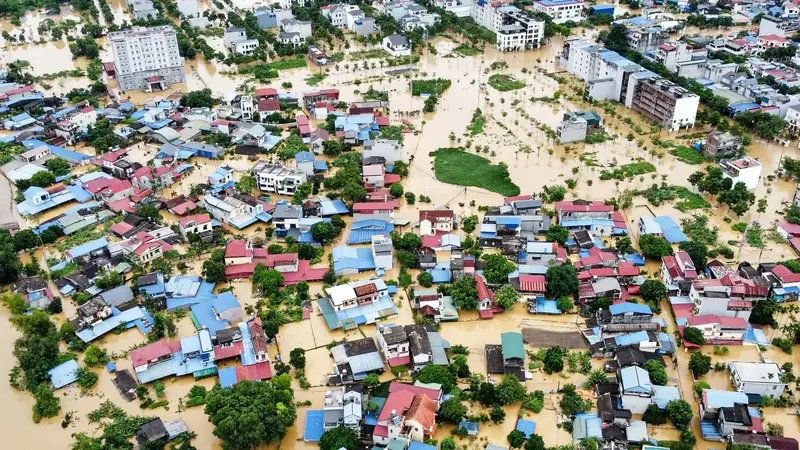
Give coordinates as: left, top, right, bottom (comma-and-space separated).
471, 2, 544, 52
110, 26, 185, 92
629, 77, 699, 132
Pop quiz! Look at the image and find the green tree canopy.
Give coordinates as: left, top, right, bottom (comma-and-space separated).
438, 397, 467, 424
688, 352, 711, 377
494, 285, 520, 311
683, 327, 706, 346
643, 360, 668, 386
639, 279, 667, 303
204, 379, 296, 449
416, 364, 456, 392
545, 224, 569, 243
310, 221, 340, 246
639, 234, 673, 259
482, 254, 516, 284
202, 260, 227, 283
546, 264, 578, 298
319, 426, 358, 450
451, 276, 478, 310
236, 174, 257, 195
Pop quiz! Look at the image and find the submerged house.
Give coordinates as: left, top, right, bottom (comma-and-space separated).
485, 332, 525, 381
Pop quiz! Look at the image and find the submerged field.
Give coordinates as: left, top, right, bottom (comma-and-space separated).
429, 147, 521, 197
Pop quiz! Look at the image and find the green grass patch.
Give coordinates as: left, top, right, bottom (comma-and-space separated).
349, 49, 391, 60
747, 226, 765, 248
731, 222, 747, 233
455, 44, 482, 56
584, 133, 607, 144
635, 184, 710, 212
488, 74, 526, 91
237, 57, 307, 81
468, 108, 485, 136
306, 73, 325, 86
673, 186, 710, 212
264, 57, 307, 70
669, 145, 706, 165
411, 78, 452, 96
386, 55, 420, 67
429, 147, 520, 196
599, 161, 656, 180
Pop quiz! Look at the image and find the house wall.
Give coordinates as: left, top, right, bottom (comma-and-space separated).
621, 393, 651, 414
733, 378, 786, 399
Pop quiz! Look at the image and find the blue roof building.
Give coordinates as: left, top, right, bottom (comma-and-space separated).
572, 414, 602, 443
348, 219, 394, 244
332, 247, 376, 275
459, 421, 479, 435
516, 419, 536, 438
64, 237, 109, 261
48, 359, 80, 389
303, 410, 325, 441
609, 302, 653, 316
653, 216, 688, 243
427, 262, 452, 284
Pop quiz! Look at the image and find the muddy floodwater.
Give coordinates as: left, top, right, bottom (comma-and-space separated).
3, 7, 800, 449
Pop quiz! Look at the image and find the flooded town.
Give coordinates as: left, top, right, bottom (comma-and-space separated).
4, 0, 800, 449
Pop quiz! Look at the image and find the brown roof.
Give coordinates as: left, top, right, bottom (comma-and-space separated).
419, 209, 454, 222
405, 394, 437, 433
354, 283, 378, 297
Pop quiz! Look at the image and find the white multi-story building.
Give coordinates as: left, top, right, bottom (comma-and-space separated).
719, 156, 762, 190
433, 0, 472, 17
560, 39, 644, 102
224, 28, 259, 55
529, 0, 584, 24
371, 234, 394, 270
729, 362, 786, 399
250, 161, 307, 195
628, 76, 699, 132
472, 2, 544, 52
321, 3, 361, 28
652, 41, 708, 79
109, 26, 185, 92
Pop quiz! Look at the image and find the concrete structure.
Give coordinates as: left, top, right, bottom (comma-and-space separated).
653, 42, 709, 79
419, 210, 454, 236
224, 28, 259, 55
110, 26, 185, 92
629, 77, 699, 131
250, 161, 307, 195
556, 111, 603, 144
472, 3, 544, 52
720, 156, 762, 190
685, 315, 747, 345
255, 8, 294, 28
704, 130, 743, 160
728, 362, 786, 399
758, 15, 800, 38
176, 0, 199, 17
383, 34, 411, 57
529, 0, 584, 24
371, 234, 394, 270
560, 39, 644, 102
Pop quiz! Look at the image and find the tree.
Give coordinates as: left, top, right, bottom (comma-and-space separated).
494, 285, 520, 311
693, 381, 711, 397
679, 240, 708, 271
363, 373, 380, 390
291, 182, 313, 205
441, 437, 456, 450
405, 192, 416, 204
683, 327, 706, 346
586, 370, 607, 387
236, 174, 257, 195
689, 352, 711, 377
490, 405, 506, 423
13, 311, 60, 391
94, 271, 123, 290
417, 364, 456, 392
462, 215, 479, 233
557, 296, 573, 313
438, 397, 467, 423
546, 224, 569, 244
398, 270, 412, 288
546, 264, 578, 298
765, 422, 784, 437
643, 360, 668, 386
542, 346, 565, 374
395, 232, 422, 251
496, 375, 527, 405
639, 234, 673, 258
507, 429, 526, 449
417, 271, 433, 287
310, 221, 339, 246
180, 89, 217, 108
389, 182, 404, 198
524, 434, 546, 450
289, 348, 306, 370
450, 276, 478, 309
642, 403, 668, 425
137, 204, 162, 223
83, 344, 108, 367
204, 379, 296, 449
601, 24, 630, 53
32, 384, 60, 423
666, 399, 693, 430
202, 260, 226, 283
559, 383, 591, 416
30, 170, 56, 187
319, 426, 358, 450
252, 264, 284, 297
342, 182, 367, 203
322, 140, 343, 157
482, 254, 516, 284
639, 279, 667, 303
719, 181, 755, 217
44, 158, 70, 176
615, 236, 635, 254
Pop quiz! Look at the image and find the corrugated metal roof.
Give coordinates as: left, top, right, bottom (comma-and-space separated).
501, 332, 524, 360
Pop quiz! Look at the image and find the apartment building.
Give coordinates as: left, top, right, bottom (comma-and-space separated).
704, 130, 743, 160
758, 14, 800, 37
250, 161, 307, 195
629, 77, 699, 131
472, 2, 544, 52
109, 26, 185, 92
529, 0, 584, 24
651, 42, 708, 79
560, 39, 645, 102
433, 0, 472, 17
